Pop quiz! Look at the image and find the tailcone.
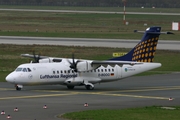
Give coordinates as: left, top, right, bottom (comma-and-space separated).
138, 62, 162, 72
122, 62, 162, 78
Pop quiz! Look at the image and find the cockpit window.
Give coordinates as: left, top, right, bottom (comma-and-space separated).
15, 67, 32, 72
27, 68, 31, 72
23, 68, 27, 72
15, 68, 23, 72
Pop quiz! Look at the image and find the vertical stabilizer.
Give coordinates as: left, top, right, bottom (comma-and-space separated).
110, 27, 162, 62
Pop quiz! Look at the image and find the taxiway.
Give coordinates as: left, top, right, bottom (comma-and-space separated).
0, 73, 180, 120
0, 36, 180, 50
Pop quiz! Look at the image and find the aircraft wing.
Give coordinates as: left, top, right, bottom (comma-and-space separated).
21, 54, 49, 59
92, 60, 143, 67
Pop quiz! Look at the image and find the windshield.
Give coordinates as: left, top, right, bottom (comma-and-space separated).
15, 68, 23, 72
15, 67, 32, 72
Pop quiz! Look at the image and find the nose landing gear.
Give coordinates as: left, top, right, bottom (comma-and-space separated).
15, 84, 23, 91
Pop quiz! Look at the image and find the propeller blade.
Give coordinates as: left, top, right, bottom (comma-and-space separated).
66, 53, 81, 72
32, 51, 40, 63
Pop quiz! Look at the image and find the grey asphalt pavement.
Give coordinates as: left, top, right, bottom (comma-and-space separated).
0, 36, 180, 50
0, 73, 180, 120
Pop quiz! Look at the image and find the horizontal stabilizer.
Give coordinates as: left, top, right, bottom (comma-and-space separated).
134, 30, 174, 34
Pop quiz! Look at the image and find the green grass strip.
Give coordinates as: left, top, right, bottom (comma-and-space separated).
60, 106, 180, 120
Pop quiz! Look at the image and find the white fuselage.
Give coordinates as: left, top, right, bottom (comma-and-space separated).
6, 61, 161, 87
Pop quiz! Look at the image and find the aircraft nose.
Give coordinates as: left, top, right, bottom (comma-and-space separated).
6, 74, 14, 83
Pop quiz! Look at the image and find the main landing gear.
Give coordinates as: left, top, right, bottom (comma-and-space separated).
66, 85, 94, 90
85, 85, 94, 90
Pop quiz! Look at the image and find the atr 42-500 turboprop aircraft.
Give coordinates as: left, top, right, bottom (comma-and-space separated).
6, 27, 173, 90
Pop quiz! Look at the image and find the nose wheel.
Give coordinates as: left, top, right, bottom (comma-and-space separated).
15, 84, 23, 91
16, 86, 21, 90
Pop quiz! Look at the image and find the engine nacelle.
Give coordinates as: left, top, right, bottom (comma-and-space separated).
37, 58, 62, 63
38, 58, 52, 63
77, 61, 100, 72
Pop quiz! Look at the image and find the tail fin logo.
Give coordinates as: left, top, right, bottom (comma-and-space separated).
132, 37, 159, 62
109, 27, 173, 62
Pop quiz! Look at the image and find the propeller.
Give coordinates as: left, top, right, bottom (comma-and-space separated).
67, 53, 81, 72
32, 51, 41, 63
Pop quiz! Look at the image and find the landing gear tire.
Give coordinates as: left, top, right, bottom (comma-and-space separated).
85, 85, 94, 90
67, 86, 74, 89
16, 86, 21, 91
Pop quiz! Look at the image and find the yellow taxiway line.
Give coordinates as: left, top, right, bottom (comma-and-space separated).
0, 86, 178, 100
0, 92, 78, 100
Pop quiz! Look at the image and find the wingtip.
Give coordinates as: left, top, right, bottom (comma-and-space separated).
20, 54, 29, 56
167, 32, 174, 34
134, 30, 138, 33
